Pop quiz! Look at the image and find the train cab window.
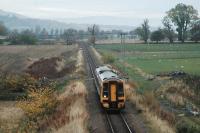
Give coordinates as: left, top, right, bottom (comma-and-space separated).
118, 83, 124, 97
103, 83, 109, 98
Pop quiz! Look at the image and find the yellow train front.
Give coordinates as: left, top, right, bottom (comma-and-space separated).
95, 66, 125, 110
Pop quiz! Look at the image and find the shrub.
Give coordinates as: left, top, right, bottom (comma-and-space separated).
0, 73, 37, 93
103, 54, 115, 64
176, 119, 200, 133
17, 87, 57, 119
0, 73, 39, 100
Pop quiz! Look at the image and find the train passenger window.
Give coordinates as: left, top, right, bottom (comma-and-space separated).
103, 83, 109, 98
118, 83, 124, 97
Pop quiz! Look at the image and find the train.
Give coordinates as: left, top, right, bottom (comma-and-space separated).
95, 66, 125, 110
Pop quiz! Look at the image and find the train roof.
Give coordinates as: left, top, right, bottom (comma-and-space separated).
96, 66, 111, 74
96, 66, 121, 81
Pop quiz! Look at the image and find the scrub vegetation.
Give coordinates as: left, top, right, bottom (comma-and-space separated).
0, 45, 89, 133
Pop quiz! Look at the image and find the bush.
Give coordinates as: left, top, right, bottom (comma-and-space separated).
17, 87, 57, 119
9, 29, 37, 45
0, 73, 37, 93
16, 85, 57, 132
103, 54, 115, 64
0, 39, 3, 44
150, 29, 165, 43
176, 119, 200, 133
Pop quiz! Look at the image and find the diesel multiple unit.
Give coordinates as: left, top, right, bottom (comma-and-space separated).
95, 66, 125, 110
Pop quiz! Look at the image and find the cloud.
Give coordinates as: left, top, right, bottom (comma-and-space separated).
38, 7, 164, 19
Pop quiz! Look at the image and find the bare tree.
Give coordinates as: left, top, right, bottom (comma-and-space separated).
88, 24, 99, 44
135, 19, 150, 43
0, 22, 7, 36
162, 16, 176, 43
63, 29, 77, 45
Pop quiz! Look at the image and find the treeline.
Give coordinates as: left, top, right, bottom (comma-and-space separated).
133, 3, 200, 43
0, 22, 124, 45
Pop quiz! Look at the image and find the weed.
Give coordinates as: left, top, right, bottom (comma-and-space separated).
102, 53, 115, 64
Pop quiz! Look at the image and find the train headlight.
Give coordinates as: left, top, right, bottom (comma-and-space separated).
104, 95, 107, 98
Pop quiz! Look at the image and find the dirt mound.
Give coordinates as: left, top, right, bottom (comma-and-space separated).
26, 57, 76, 79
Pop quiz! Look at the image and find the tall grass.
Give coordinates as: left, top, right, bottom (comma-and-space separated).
102, 53, 115, 64
16, 85, 58, 132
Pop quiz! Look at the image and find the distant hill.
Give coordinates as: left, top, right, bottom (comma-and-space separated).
0, 9, 136, 31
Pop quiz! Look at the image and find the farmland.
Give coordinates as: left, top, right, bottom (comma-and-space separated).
95, 43, 200, 91
95, 43, 200, 132
95, 43, 200, 75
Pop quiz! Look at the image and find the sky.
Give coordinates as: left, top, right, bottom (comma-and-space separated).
0, 0, 199, 26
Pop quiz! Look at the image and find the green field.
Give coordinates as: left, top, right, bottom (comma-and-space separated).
95, 43, 200, 75
95, 43, 200, 91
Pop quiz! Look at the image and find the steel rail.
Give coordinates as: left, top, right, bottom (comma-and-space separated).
81, 42, 133, 133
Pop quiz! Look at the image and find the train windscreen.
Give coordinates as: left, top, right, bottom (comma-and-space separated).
103, 83, 109, 98
118, 83, 124, 97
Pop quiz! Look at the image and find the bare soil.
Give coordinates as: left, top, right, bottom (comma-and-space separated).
26, 57, 76, 79
0, 45, 77, 73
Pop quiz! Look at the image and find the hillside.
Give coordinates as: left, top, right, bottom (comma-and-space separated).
0, 9, 135, 31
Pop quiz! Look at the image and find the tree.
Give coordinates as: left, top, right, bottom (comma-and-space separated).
8, 29, 20, 44
167, 3, 198, 43
63, 29, 77, 45
134, 19, 150, 43
40, 28, 48, 39
19, 30, 37, 44
88, 24, 99, 44
0, 22, 7, 36
55, 29, 59, 38
35, 26, 41, 36
190, 20, 200, 42
9, 29, 37, 44
150, 29, 165, 43
162, 16, 176, 43
50, 29, 54, 36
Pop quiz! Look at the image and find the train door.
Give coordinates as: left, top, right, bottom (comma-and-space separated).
109, 82, 118, 108
110, 84, 117, 102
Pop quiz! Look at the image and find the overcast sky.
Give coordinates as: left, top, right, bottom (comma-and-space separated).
0, 0, 199, 26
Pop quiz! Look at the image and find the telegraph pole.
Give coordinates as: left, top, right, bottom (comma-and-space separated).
120, 33, 126, 77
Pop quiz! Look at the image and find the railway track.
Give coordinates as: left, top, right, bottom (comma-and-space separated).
81, 42, 134, 133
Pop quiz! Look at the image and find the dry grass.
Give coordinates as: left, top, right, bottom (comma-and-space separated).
166, 93, 185, 107
126, 84, 176, 133
75, 49, 85, 75
124, 81, 175, 132
163, 80, 195, 99
40, 81, 88, 133
124, 81, 138, 100
158, 80, 198, 108
0, 101, 24, 132
144, 111, 175, 133
91, 46, 103, 64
